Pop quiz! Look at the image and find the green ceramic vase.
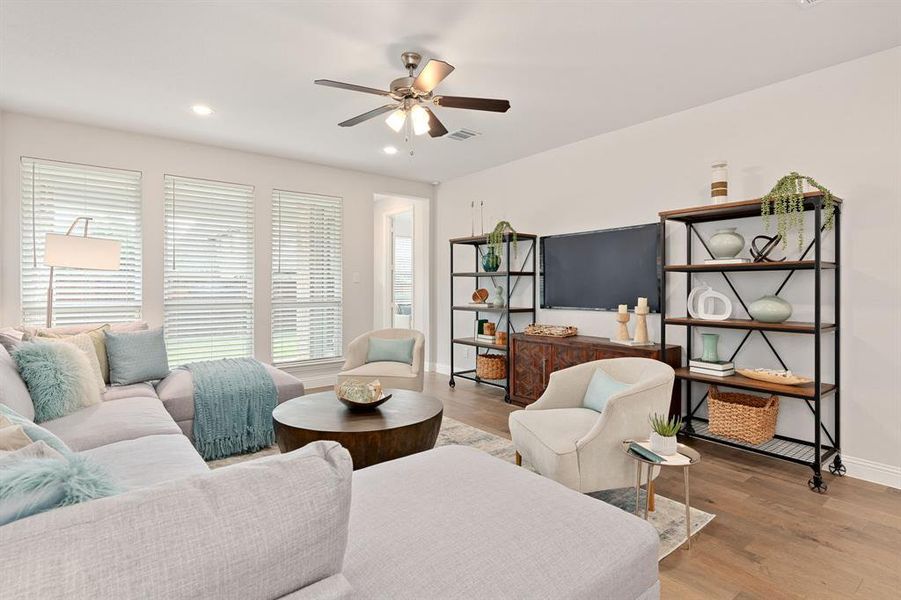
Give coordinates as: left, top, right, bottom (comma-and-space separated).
482, 248, 500, 272
700, 333, 720, 362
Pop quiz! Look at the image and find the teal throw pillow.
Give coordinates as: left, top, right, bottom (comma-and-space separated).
12, 341, 101, 423
0, 454, 119, 526
105, 328, 170, 385
366, 337, 415, 365
582, 368, 631, 413
0, 404, 72, 456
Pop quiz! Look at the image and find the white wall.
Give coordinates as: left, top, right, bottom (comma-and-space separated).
0, 112, 433, 385
435, 48, 901, 487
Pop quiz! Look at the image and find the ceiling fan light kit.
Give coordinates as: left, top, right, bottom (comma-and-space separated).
315, 50, 510, 140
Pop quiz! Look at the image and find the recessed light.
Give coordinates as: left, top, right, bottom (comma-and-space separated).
383, 146, 398, 155
192, 104, 214, 116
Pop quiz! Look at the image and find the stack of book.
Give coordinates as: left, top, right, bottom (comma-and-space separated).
703, 257, 751, 265
476, 333, 497, 344
689, 358, 735, 377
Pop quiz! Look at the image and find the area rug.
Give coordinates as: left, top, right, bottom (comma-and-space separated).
208, 416, 714, 559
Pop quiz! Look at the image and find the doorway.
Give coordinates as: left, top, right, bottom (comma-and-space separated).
372, 194, 430, 356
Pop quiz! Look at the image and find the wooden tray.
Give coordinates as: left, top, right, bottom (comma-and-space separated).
737, 369, 812, 386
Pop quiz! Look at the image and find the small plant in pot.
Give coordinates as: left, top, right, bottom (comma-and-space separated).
649, 413, 682, 456
484, 221, 517, 272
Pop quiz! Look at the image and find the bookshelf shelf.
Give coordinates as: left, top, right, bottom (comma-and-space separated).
665, 317, 835, 334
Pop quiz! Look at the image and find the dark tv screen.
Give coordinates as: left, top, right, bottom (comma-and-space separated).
540, 223, 660, 312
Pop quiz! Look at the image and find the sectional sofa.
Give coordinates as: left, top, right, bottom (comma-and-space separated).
0, 335, 661, 599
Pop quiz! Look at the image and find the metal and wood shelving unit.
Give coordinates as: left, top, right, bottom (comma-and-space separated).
449, 232, 537, 402
659, 193, 842, 493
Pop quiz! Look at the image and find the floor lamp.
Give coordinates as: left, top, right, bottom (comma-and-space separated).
44, 217, 121, 328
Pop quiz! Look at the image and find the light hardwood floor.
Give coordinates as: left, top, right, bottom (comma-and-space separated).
419, 372, 901, 600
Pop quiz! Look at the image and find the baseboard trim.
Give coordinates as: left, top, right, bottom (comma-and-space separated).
432, 363, 451, 375
843, 455, 901, 489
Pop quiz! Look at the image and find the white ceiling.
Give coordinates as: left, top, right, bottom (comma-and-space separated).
2, 1, 899, 183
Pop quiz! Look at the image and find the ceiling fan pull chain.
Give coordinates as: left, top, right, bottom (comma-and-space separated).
406, 117, 415, 158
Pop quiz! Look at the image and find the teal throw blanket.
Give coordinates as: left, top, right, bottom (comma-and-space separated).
188, 358, 278, 461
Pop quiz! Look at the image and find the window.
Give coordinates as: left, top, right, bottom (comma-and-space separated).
164, 175, 254, 366
392, 231, 413, 328
271, 190, 342, 364
20, 157, 142, 326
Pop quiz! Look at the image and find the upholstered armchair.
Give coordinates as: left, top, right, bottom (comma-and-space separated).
337, 329, 425, 392
508, 357, 675, 493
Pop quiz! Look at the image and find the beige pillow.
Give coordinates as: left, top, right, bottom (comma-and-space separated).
36, 325, 111, 385
0, 424, 33, 451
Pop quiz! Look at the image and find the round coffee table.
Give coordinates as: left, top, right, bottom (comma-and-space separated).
273, 390, 443, 470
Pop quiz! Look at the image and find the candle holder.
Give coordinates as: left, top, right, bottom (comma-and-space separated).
633, 305, 651, 344
615, 312, 631, 342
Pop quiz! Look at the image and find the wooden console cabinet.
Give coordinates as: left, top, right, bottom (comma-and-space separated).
509, 333, 682, 414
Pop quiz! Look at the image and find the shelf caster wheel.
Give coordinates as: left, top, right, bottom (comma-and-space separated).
448, 379, 456, 388
829, 461, 846, 477
808, 476, 828, 494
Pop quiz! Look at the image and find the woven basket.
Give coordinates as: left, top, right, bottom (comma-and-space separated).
476, 354, 507, 380
708, 386, 779, 445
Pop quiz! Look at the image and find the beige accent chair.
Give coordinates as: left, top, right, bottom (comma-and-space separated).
337, 328, 425, 392
508, 357, 675, 493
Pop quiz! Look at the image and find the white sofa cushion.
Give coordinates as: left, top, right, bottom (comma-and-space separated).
508, 408, 599, 490
41, 397, 180, 451
81, 434, 209, 490
345, 445, 660, 600
340, 361, 416, 378
102, 382, 158, 402
0, 441, 353, 600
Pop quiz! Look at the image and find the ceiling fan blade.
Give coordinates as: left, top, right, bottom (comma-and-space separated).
434, 95, 510, 113
315, 79, 391, 97
424, 107, 448, 138
338, 104, 398, 127
412, 59, 455, 94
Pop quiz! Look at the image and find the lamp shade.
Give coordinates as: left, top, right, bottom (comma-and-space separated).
44, 233, 120, 270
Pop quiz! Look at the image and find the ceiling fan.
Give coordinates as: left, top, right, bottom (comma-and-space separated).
315, 51, 510, 138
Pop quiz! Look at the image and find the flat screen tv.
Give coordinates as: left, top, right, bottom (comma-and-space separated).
540, 223, 661, 312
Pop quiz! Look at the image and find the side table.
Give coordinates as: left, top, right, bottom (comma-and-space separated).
621, 440, 701, 549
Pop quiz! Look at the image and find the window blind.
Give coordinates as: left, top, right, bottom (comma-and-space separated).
164, 175, 254, 366
271, 190, 343, 364
20, 157, 142, 326
393, 235, 413, 315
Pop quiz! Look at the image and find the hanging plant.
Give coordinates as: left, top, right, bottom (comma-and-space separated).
760, 172, 835, 250
486, 220, 517, 259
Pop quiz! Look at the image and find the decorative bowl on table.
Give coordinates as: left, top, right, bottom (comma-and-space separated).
335, 379, 392, 411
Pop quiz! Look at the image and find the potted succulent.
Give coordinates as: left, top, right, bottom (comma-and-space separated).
760, 172, 836, 250
649, 413, 682, 456
484, 220, 517, 272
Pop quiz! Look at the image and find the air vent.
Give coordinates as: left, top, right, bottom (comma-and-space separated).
798, 0, 824, 6
446, 128, 481, 141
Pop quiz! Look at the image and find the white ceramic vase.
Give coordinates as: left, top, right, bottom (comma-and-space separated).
649, 432, 678, 456
748, 295, 793, 323
708, 227, 745, 259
